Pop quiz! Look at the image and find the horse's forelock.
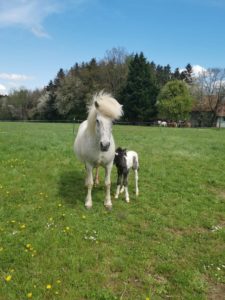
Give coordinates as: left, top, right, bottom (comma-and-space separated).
92, 91, 123, 120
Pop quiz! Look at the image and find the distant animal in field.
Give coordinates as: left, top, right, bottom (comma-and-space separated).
167, 121, 177, 127
114, 147, 139, 203
157, 120, 167, 127
74, 91, 123, 209
178, 120, 192, 128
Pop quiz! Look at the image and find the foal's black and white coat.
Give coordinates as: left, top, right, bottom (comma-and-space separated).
114, 147, 139, 202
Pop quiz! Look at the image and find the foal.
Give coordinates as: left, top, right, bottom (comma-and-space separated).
114, 147, 139, 202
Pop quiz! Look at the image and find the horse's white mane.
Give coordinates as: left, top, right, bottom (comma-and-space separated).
87, 91, 123, 129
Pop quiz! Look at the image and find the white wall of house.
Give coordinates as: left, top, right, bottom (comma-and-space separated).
216, 117, 225, 128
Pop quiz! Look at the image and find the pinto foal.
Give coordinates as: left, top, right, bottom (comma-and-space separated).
114, 147, 139, 202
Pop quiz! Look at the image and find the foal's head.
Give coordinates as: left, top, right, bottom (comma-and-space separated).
114, 147, 127, 167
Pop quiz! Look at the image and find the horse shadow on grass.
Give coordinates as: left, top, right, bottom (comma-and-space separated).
58, 169, 85, 207
58, 168, 116, 208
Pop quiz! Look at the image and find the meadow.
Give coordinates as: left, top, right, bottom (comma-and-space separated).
0, 122, 225, 300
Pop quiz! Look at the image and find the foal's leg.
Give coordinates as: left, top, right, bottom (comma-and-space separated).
115, 170, 123, 199
85, 163, 93, 209
134, 169, 139, 196
104, 162, 113, 209
123, 171, 130, 203
119, 185, 125, 194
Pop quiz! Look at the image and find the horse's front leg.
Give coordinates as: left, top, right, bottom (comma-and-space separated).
104, 162, 113, 209
85, 163, 93, 209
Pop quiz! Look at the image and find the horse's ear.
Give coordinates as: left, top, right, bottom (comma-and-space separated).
95, 101, 99, 109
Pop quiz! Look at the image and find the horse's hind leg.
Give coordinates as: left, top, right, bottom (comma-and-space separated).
123, 171, 130, 203
104, 163, 113, 209
94, 166, 100, 186
134, 169, 139, 196
85, 163, 93, 209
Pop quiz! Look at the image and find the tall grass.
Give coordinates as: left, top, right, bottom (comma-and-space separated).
0, 122, 225, 299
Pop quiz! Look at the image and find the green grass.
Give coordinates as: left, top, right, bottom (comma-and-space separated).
0, 122, 225, 300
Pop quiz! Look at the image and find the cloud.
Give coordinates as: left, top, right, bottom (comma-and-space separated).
179, 65, 207, 77
0, 73, 33, 81
0, 84, 7, 94
0, 0, 87, 38
192, 65, 207, 77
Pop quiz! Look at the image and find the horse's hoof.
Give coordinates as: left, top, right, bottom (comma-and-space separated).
85, 204, 92, 209
114, 195, 118, 199
104, 204, 112, 210
125, 199, 130, 203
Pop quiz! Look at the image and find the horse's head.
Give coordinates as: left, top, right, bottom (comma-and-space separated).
95, 112, 112, 152
87, 92, 123, 152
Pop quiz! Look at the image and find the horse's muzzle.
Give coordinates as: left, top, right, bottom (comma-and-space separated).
100, 142, 110, 152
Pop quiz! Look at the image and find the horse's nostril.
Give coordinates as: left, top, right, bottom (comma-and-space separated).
100, 142, 110, 151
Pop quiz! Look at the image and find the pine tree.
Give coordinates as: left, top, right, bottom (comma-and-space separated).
180, 63, 193, 84
120, 52, 158, 121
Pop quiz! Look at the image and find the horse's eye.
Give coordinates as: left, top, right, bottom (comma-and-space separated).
96, 119, 100, 125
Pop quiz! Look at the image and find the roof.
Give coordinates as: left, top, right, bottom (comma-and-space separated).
192, 95, 225, 116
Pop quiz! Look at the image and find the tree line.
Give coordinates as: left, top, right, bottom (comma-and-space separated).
1, 48, 224, 125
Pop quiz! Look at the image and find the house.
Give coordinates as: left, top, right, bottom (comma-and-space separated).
216, 105, 225, 128
191, 96, 225, 127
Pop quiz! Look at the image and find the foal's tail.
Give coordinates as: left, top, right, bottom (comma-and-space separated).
132, 156, 139, 171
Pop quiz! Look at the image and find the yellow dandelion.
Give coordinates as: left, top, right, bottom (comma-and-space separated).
20, 224, 26, 229
27, 292, 32, 298
5, 275, 12, 282
26, 243, 32, 249
46, 284, 52, 289
49, 217, 53, 221
58, 204, 62, 207
82, 215, 86, 219
66, 226, 70, 230
146, 297, 150, 300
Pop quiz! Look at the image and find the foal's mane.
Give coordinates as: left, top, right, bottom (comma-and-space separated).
87, 91, 123, 131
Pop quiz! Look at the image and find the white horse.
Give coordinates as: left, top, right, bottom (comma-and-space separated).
74, 91, 123, 209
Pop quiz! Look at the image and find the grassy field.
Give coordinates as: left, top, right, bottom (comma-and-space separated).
0, 122, 225, 300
